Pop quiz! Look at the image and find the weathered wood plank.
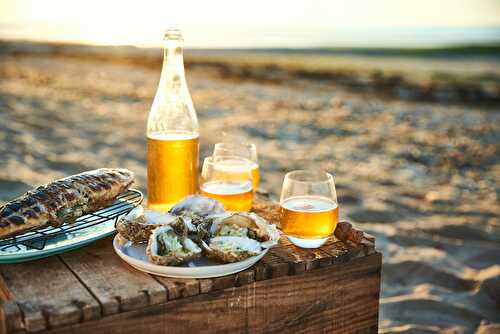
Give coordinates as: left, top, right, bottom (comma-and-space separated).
0, 301, 23, 334
246, 254, 382, 334
43, 254, 381, 334
272, 236, 332, 274
211, 274, 237, 291
268, 236, 306, 274
0, 275, 14, 302
319, 237, 376, 264
308, 274, 380, 334
260, 251, 289, 278
0, 256, 101, 332
152, 277, 199, 300
198, 279, 213, 294
46, 285, 251, 334
59, 237, 167, 316
235, 268, 255, 286
319, 239, 352, 264
252, 261, 268, 281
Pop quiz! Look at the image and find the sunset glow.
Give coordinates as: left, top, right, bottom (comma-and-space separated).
1, 0, 500, 47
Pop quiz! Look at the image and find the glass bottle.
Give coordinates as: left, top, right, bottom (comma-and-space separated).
147, 29, 199, 211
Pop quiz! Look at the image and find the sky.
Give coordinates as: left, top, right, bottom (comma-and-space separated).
1, 0, 500, 48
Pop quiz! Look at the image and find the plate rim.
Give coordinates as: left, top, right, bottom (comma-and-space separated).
0, 226, 117, 262
113, 234, 269, 278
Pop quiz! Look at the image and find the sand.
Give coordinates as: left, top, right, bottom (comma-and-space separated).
0, 52, 498, 333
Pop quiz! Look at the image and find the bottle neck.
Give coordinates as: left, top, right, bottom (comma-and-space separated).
160, 38, 186, 91
147, 32, 198, 136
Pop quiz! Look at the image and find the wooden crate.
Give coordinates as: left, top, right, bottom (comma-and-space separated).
0, 202, 381, 334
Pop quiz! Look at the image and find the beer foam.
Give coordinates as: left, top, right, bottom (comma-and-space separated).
281, 196, 337, 212
201, 181, 252, 195
147, 131, 199, 141
214, 159, 258, 173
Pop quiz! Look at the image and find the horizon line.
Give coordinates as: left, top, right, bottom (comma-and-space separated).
2, 38, 500, 51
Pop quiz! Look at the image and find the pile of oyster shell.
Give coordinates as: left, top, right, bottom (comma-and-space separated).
116, 195, 280, 265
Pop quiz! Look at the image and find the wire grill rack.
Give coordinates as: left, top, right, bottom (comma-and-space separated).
0, 189, 143, 252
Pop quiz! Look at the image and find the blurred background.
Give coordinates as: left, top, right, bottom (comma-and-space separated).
0, 1, 499, 333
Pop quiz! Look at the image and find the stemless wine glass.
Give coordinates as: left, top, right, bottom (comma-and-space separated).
200, 156, 254, 212
279, 170, 338, 248
213, 143, 259, 192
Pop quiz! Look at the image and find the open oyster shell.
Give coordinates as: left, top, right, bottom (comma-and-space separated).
210, 212, 280, 248
169, 195, 225, 241
204, 236, 262, 263
116, 206, 177, 243
170, 195, 225, 218
147, 225, 202, 266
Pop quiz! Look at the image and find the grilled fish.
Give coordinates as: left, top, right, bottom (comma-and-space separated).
0, 168, 134, 239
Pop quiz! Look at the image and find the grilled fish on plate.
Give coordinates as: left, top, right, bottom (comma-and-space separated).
0, 168, 134, 239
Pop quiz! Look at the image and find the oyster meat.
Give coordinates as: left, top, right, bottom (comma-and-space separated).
210, 212, 280, 248
169, 195, 225, 241
116, 206, 177, 243
205, 236, 262, 263
147, 225, 202, 266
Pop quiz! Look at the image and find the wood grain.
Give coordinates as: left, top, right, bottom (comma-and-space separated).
252, 261, 269, 281
211, 274, 238, 291
0, 275, 14, 302
235, 268, 255, 286
44, 254, 381, 334
0, 301, 23, 334
199, 279, 213, 294
0, 256, 100, 332
272, 236, 332, 274
47, 286, 252, 334
260, 251, 289, 278
153, 277, 199, 300
59, 237, 167, 316
246, 254, 381, 334
319, 239, 352, 264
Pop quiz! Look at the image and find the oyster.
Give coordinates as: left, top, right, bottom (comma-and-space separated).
147, 225, 202, 266
210, 212, 280, 248
116, 206, 177, 243
169, 195, 225, 240
204, 236, 262, 263
169, 195, 224, 219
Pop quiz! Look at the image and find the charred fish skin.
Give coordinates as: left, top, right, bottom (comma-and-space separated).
0, 168, 134, 239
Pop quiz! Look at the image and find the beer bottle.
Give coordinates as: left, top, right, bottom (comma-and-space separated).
147, 29, 199, 211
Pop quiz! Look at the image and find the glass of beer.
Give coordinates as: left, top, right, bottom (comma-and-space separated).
279, 170, 338, 248
213, 143, 259, 192
200, 156, 254, 212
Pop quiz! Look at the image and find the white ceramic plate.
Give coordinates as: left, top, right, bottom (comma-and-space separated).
113, 234, 269, 278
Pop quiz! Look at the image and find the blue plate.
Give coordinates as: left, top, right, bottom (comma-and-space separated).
0, 189, 143, 263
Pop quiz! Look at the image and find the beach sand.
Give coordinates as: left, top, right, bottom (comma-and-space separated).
0, 52, 499, 333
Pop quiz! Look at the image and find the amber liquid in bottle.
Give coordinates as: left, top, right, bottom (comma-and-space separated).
280, 196, 339, 239
147, 132, 199, 211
